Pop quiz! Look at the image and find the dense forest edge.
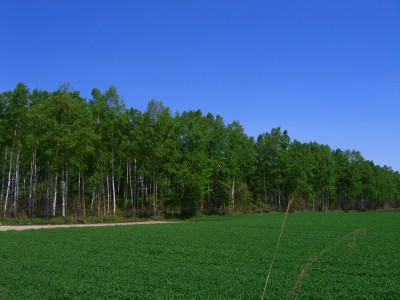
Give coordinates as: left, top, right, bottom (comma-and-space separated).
0, 83, 399, 219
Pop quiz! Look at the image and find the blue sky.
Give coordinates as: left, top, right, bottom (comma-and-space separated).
1, 0, 399, 171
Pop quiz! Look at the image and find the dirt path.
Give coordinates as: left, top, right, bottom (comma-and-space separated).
0, 221, 174, 231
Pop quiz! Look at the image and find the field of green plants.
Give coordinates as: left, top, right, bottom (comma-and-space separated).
0, 212, 399, 299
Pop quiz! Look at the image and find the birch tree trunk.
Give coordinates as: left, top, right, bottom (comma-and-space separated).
144, 177, 148, 213
106, 174, 110, 215
0, 148, 8, 209
141, 176, 144, 216
78, 170, 81, 214
109, 148, 116, 215
325, 191, 328, 211
278, 190, 281, 211
208, 183, 211, 213
153, 172, 157, 216
135, 159, 138, 211
61, 169, 66, 217
91, 185, 96, 213
231, 178, 235, 211
3, 148, 13, 216
65, 170, 68, 214
82, 171, 85, 217
129, 163, 134, 213
46, 167, 50, 216
52, 174, 58, 216
99, 147, 105, 216
28, 151, 34, 217
263, 175, 268, 207
124, 162, 128, 209
12, 149, 20, 217
112, 168, 116, 215
32, 151, 37, 216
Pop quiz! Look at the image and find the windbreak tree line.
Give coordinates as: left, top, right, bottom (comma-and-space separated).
0, 83, 399, 218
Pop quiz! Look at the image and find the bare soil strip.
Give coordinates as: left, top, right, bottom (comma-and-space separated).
0, 221, 174, 231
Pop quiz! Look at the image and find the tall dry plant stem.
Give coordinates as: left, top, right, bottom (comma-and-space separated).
286, 227, 366, 300
261, 195, 294, 299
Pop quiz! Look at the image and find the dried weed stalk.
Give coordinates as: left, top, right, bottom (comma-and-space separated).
286, 228, 366, 300
261, 195, 294, 299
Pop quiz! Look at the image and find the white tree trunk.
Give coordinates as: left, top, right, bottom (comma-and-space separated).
82, 172, 85, 217
12, 149, 20, 216
153, 172, 157, 216
32, 151, 37, 215
3, 148, 13, 216
231, 178, 235, 211
124, 162, 129, 207
78, 170, 81, 210
52, 174, 58, 216
0, 147, 8, 207
278, 190, 281, 211
46, 164, 50, 215
263, 175, 268, 207
129, 163, 134, 212
61, 170, 66, 217
112, 171, 116, 214
111, 150, 116, 214
91, 185, 96, 212
28, 150, 36, 216
106, 174, 110, 215
28, 151, 34, 216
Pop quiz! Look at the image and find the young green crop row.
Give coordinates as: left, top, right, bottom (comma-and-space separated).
0, 212, 399, 299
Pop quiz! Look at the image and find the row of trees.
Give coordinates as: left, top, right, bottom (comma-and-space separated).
1, 83, 399, 217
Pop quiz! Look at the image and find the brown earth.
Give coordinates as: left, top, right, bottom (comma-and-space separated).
0, 221, 174, 231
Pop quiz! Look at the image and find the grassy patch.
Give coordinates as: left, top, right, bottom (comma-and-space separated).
0, 212, 399, 299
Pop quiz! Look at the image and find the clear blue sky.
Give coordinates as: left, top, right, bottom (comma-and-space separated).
1, 0, 399, 171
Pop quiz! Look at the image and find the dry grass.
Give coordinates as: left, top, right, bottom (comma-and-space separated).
261, 195, 294, 299
261, 196, 366, 300
286, 228, 366, 300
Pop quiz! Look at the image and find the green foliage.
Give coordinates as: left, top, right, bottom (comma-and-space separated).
0, 83, 399, 218
0, 213, 399, 299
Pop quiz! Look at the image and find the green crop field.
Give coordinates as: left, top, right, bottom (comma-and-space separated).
0, 212, 399, 299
